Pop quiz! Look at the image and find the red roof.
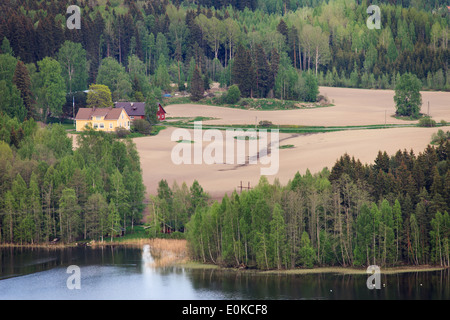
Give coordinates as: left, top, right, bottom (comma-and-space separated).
157, 103, 166, 114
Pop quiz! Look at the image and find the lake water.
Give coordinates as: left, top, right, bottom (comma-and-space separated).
0, 246, 449, 300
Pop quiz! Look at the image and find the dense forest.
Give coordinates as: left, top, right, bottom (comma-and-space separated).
149, 140, 450, 269
0, 0, 449, 123
0, 113, 146, 244
0, 0, 449, 262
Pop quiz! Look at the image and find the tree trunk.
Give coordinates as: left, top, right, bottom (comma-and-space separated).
315, 46, 319, 76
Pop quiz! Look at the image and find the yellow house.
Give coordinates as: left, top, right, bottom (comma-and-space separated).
75, 107, 131, 132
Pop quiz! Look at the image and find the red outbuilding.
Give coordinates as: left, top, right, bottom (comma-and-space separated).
157, 103, 166, 121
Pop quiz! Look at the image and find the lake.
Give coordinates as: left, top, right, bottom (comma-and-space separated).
0, 245, 449, 300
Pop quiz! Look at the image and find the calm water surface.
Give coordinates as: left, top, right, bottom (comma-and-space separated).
0, 246, 449, 300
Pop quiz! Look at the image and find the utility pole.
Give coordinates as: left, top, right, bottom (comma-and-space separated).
237, 181, 252, 194
73, 95, 75, 128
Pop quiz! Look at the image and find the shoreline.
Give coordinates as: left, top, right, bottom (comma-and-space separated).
177, 262, 449, 275
2, 241, 448, 275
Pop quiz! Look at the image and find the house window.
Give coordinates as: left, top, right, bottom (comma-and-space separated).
130, 116, 134, 119
96, 116, 101, 120
93, 123, 98, 129
100, 123, 104, 129
122, 114, 124, 119
109, 123, 113, 129
128, 121, 130, 128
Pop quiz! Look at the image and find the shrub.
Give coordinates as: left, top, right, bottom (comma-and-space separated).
225, 85, 241, 104
115, 127, 130, 138
259, 120, 273, 128
418, 116, 436, 127
301, 72, 319, 102
132, 119, 152, 135
431, 129, 450, 144
240, 99, 248, 106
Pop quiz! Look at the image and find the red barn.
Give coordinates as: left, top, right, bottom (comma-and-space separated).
157, 103, 166, 121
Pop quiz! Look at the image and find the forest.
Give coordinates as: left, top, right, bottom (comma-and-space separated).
0, 113, 146, 244
0, 0, 449, 124
147, 139, 450, 269
0, 0, 449, 261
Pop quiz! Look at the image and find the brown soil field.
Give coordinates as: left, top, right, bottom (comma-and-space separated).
134, 126, 444, 200
164, 87, 450, 126
134, 87, 449, 200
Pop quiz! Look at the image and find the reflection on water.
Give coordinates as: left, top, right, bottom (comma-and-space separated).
0, 246, 449, 300
142, 244, 154, 271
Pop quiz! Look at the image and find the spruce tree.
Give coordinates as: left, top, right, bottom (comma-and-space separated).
276, 19, 288, 42
190, 65, 204, 101
254, 44, 271, 98
232, 45, 253, 98
13, 60, 34, 119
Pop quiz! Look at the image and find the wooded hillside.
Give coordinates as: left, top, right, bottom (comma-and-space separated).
0, 0, 448, 123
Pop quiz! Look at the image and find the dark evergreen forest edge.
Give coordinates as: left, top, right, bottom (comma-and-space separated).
153, 139, 449, 269
0, 0, 449, 270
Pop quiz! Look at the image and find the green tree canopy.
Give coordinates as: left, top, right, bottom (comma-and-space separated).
87, 84, 113, 109
96, 57, 132, 101
36, 57, 66, 122
394, 73, 422, 119
57, 41, 88, 94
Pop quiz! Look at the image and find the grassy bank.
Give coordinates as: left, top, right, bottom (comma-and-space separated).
163, 96, 332, 111
168, 121, 419, 135
260, 266, 448, 275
